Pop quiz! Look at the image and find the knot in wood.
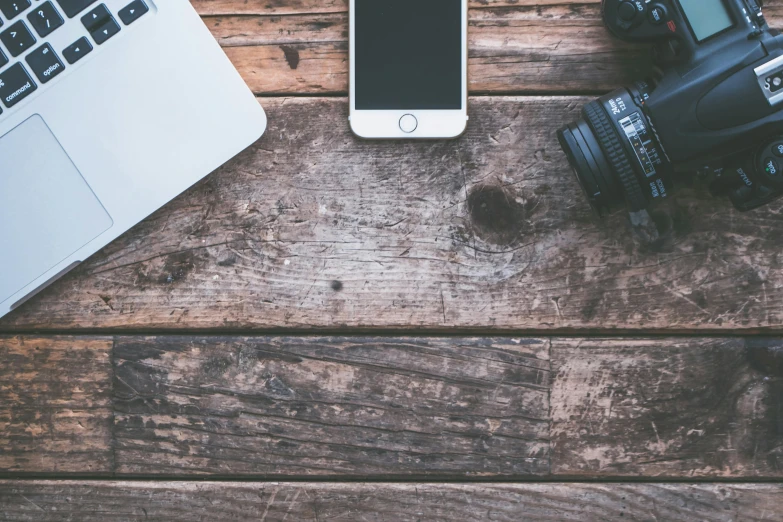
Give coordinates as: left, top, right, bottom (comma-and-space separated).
466, 185, 530, 246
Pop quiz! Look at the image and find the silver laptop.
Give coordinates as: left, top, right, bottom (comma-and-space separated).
0, 0, 267, 319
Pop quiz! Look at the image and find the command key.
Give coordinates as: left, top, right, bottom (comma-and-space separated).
0, 63, 37, 108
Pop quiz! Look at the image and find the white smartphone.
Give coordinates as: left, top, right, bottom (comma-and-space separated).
349, 0, 469, 139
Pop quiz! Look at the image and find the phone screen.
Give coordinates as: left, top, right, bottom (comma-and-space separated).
355, 0, 462, 110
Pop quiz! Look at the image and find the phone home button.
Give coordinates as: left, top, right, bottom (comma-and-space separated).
399, 114, 418, 133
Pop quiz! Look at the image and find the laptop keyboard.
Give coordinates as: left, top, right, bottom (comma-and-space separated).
0, 0, 148, 115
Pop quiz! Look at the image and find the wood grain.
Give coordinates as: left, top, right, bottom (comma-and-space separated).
206, 5, 654, 95
0, 337, 113, 475
551, 337, 783, 477
4, 98, 783, 332
2, 481, 782, 521
191, 0, 604, 16
192, 1, 783, 95
3, 336, 781, 478
111, 336, 550, 476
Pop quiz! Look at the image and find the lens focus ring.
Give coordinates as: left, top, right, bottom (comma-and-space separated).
583, 101, 648, 212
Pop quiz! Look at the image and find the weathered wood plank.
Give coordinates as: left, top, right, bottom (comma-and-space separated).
195, 2, 783, 95
206, 5, 654, 95
551, 338, 783, 477
0, 337, 113, 475
3, 97, 783, 332
1, 336, 781, 478
192, 0, 600, 16
2, 481, 782, 521
111, 336, 550, 476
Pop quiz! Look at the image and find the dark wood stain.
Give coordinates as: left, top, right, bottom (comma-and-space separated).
280, 45, 300, 69
110, 336, 550, 477
552, 337, 783, 477
746, 339, 783, 377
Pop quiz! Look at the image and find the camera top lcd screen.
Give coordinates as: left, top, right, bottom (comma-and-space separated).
678, 0, 734, 42
355, 0, 462, 110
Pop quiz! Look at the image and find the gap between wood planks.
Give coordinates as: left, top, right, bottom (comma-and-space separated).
2, 475, 783, 483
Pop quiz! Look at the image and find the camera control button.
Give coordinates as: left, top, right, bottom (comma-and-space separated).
648, 4, 668, 25
618, 2, 637, 21
399, 114, 417, 133
772, 142, 783, 157
763, 157, 780, 177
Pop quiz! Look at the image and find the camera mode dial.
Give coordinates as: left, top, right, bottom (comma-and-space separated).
605, 0, 647, 33
618, 2, 637, 21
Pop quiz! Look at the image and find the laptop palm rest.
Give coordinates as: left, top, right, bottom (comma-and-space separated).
0, 115, 113, 306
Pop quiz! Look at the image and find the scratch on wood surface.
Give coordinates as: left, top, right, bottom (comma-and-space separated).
662, 284, 709, 315
260, 485, 279, 522
440, 286, 447, 324
17, 494, 43, 511
281, 487, 303, 522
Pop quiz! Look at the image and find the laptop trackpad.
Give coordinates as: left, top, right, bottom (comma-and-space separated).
0, 115, 113, 304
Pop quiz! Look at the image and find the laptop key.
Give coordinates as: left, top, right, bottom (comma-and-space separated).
81, 3, 109, 31
27, 1, 64, 37
81, 5, 119, 45
118, 0, 147, 25
55, 0, 96, 18
0, 49, 7, 69
0, 63, 37, 108
26, 43, 64, 84
62, 36, 92, 64
0, 0, 31, 20
0, 20, 36, 57
90, 16, 119, 45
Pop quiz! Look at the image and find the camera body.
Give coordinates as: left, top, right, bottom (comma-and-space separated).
559, 0, 783, 216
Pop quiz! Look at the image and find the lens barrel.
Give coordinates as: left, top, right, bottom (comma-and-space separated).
558, 87, 672, 216
558, 118, 625, 216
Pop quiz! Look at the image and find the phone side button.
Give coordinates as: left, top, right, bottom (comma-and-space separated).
399, 114, 417, 133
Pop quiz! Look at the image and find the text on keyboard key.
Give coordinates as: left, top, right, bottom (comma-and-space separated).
0, 20, 36, 57
90, 16, 119, 45
55, 0, 96, 18
26, 43, 64, 84
62, 36, 92, 64
118, 0, 147, 25
27, 1, 64, 37
0, 0, 31, 20
0, 63, 37, 107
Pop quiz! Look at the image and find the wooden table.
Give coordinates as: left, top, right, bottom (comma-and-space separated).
2, 1, 783, 519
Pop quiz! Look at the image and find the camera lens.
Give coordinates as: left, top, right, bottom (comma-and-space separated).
557, 90, 672, 216
557, 119, 625, 216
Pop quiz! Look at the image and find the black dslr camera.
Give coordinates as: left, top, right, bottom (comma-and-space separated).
558, 0, 783, 220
